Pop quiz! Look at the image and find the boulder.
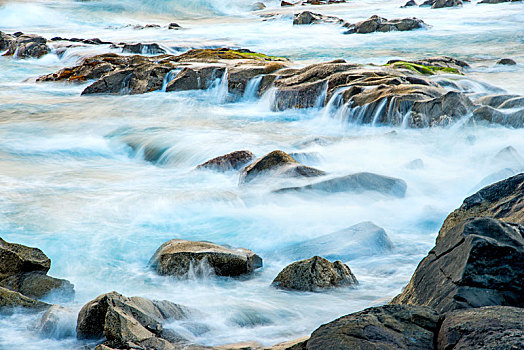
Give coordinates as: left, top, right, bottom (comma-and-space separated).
431, 0, 462, 8
293, 11, 346, 25
0, 271, 74, 300
390, 217, 524, 313
343, 15, 426, 34
165, 66, 226, 92
149, 240, 262, 277
279, 221, 393, 261
498, 96, 524, 109
196, 150, 255, 171
0, 286, 50, 312
38, 305, 76, 339
272, 256, 358, 291
438, 173, 524, 240
472, 105, 524, 128
410, 91, 474, 128
496, 58, 517, 65
305, 305, 439, 350
437, 306, 524, 350
3, 33, 49, 58
121, 43, 166, 55
275, 172, 407, 198
168, 23, 182, 30
475, 93, 520, 108
401, 0, 418, 6
240, 150, 325, 184
77, 291, 191, 346
0, 238, 50, 280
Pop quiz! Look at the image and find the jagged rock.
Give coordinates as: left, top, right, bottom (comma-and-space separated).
196, 150, 255, 171
279, 222, 393, 261
431, 0, 462, 8
343, 15, 426, 34
293, 11, 346, 25
390, 217, 524, 312
272, 256, 357, 292
496, 58, 517, 65
0, 271, 74, 300
38, 305, 76, 339
166, 66, 225, 91
0, 238, 50, 280
121, 43, 166, 55
439, 173, 524, 240
410, 91, 474, 127
0, 286, 50, 312
305, 305, 439, 350
168, 23, 182, 30
475, 94, 520, 108
401, 0, 418, 7
2, 32, 49, 58
77, 291, 191, 347
437, 306, 524, 350
149, 240, 263, 277
275, 172, 407, 198
240, 150, 325, 184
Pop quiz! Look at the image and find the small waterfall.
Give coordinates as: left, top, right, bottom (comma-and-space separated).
243, 75, 263, 101
214, 68, 229, 103
371, 98, 388, 127
258, 86, 277, 111
120, 73, 133, 95
322, 86, 353, 120
313, 81, 328, 109
161, 69, 181, 92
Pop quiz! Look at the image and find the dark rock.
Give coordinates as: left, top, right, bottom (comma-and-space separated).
3, 33, 49, 58
401, 0, 418, 7
431, 0, 462, 8
276, 172, 407, 198
168, 23, 182, 30
228, 63, 285, 96
479, 0, 513, 3
472, 105, 524, 128
272, 256, 357, 292
437, 306, 524, 350
149, 240, 263, 277
77, 291, 191, 345
343, 15, 426, 34
279, 221, 393, 261
281, 1, 294, 6
240, 150, 325, 184
38, 305, 76, 339
410, 91, 474, 128
166, 66, 226, 92
306, 305, 439, 350
475, 93, 520, 108
0, 31, 16, 51
496, 58, 517, 65
499, 96, 524, 109
121, 43, 166, 55
0, 286, 50, 312
439, 173, 524, 240
0, 237, 50, 280
196, 150, 255, 171
0, 271, 74, 300
390, 217, 524, 313
293, 11, 346, 25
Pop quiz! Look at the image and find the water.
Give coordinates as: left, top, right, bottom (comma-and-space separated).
0, 0, 524, 348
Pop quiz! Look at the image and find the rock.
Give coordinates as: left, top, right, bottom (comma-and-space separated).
293, 11, 346, 25
401, 0, 418, 7
343, 15, 426, 34
305, 305, 439, 350
196, 150, 255, 171
498, 96, 524, 109
281, 1, 294, 6
149, 240, 263, 277
251, 2, 266, 10
0, 286, 50, 312
405, 158, 424, 169
475, 93, 520, 108
121, 43, 166, 55
227, 63, 285, 96
0, 31, 16, 51
0, 271, 74, 300
496, 58, 517, 65
168, 23, 182, 30
272, 256, 358, 292
493, 146, 524, 166
0, 237, 50, 280
77, 291, 191, 346
390, 217, 524, 312
279, 221, 393, 261
269, 337, 309, 350
38, 305, 76, 339
275, 172, 407, 198
431, 0, 462, 8
240, 150, 325, 184
166, 66, 226, 92
410, 91, 474, 127
388, 56, 470, 72
472, 105, 524, 128
437, 306, 524, 350
439, 173, 524, 240
3, 33, 49, 58
479, 0, 513, 3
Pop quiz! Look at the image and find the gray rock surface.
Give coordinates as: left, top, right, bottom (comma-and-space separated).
197, 150, 255, 171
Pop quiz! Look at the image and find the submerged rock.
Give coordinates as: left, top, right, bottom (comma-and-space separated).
197, 150, 255, 171
240, 150, 325, 184
149, 239, 263, 277
472, 105, 524, 128
38, 305, 76, 339
272, 256, 357, 292
475, 93, 520, 108
496, 58, 517, 65
343, 15, 426, 34
276, 172, 407, 198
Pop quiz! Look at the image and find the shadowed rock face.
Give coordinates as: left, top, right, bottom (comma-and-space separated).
272, 256, 358, 292
197, 150, 255, 171
1, 32, 49, 58
149, 240, 263, 277
343, 15, 426, 34
0, 238, 50, 280
431, 0, 462, 8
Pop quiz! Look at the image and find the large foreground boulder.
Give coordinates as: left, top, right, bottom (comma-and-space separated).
149, 240, 262, 277
272, 256, 357, 292
196, 150, 255, 171
276, 172, 407, 198
77, 291, 191, 348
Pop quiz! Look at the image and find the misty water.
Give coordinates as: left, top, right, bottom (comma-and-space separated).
0, 0, 524, 348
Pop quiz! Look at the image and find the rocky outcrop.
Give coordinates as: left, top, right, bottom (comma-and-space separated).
401, 0, 418, 7
0, 271, 73, 300
272, 256, 357, 292
121, 43, 166, 55
275, 172, 407, 197
0, 286, 50, 312
1, 32, 49, 58
279, 221, 393, 261
293, 11, 346, 25
196, 150, 255, 171
431, 0, 463, 8
472, 94, 524, 128
149, 240, 262, 277
496, 58, 517, 65
77, 291, 191, 348
475, 93, 520, 108
410, 91, 474, 128
305, 305, 439, 349
240, 150, 325, 184
343, 15, 426, 34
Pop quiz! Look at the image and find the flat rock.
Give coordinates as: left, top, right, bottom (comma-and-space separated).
343, 15, 426, 34
197, 150, 255, 171
431, 0, 462, 8
0, 286, 50, 312
149, 240, 262, 277
474, 94, 520, 108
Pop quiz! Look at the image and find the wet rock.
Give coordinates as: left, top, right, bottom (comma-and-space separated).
0, 31, 16, 51
387, 56, 470, 73
479, 0, 513, 3
474, 93, 520, 108
280, 221, 393, 261
439, 173, 524, 240
228, 63, 285, 96
272, 256, 357, 292
293, 11, 346, 25
166, 66, 226, 92
281, 1, 294, 6
275, 172, 407, 198
240, 150, 325, 184
496, 58, 517, 65
431, 0, 462, 8
77, 291, 191, 347
0, 271, 74, 301
251, 2, 266, 10
197, 150, 255, 171
0, 286, 50, 312
410, 91, 474, 127
0, 237, 50, 280
38, 305, 76, 339
401, 0, 418, 7
474, 168, 522, 191
472, 105, 524, 128
305, 305, 439, 350
498, 96, 524, 109
168, 23, 182, 30
149, 240, 263, 277
3, 33, 49, 58
437, 306, 524, 350
390, 217, 524, 312
343, 15, 426, 34
121, 43, 166, 55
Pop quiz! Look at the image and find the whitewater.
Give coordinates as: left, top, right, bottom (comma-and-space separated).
0, 0, 523, 348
